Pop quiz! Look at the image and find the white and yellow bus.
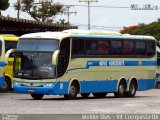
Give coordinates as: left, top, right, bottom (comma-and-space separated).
0, 35, 19, 91
12, 30, 157, 99
0, 36, 7, 90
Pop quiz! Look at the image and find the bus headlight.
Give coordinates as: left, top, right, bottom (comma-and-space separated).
43, 83, 54, 87
14, 81, 21, 86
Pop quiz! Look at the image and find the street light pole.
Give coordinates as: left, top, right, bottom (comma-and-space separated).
79, 0, 98, 30
17, 0, 20, 19
88, 1, 90, 30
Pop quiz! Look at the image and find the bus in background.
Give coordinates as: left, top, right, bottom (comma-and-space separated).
0, 35, 19, 91
12, 30, 157, 99
0, 36, 6, 90
156, 46, 160, 88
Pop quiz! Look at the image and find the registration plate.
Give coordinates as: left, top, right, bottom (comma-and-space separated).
28, 88, 35, 92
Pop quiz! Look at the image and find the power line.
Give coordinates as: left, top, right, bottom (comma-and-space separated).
9, 5, 131, 9
62, 5, 77, 23
69, 5, 131, 9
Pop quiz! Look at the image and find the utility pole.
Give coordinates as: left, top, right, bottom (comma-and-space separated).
79, 0, 98, 30
64, 5, 77, 24
17, 0, 20, 19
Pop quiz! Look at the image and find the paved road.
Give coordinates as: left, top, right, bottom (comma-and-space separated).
0, 89, 160, 114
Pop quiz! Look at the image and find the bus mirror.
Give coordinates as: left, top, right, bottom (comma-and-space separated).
52, 50, 60, 65
5, 49, 15, 64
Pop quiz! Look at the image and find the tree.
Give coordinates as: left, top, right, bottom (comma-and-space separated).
14, 0, 64, 22
0, 0, 10, 15
120, 19, 160, 47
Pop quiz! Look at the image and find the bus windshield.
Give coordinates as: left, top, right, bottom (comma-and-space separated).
14, 52, 56, 79
17, 38, 59, 52
5, 41, 17, 52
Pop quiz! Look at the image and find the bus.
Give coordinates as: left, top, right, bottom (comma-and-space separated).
0, 36, 6, 90
0, 35, 19, 91
12, 29, 157, 99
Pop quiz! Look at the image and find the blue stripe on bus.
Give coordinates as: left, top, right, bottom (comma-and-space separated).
68, 60, 156, 71
70, 35, 155, 40
0, 77, 5, 87
13, 81, 69, 95
13, 79, 156, 95
80, 79, 156, 93
0, 62, 5, 67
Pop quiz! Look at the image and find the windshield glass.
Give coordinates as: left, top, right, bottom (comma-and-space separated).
5, 41, 17, 52
17, 38, 59, 52
14, 52, 56, 79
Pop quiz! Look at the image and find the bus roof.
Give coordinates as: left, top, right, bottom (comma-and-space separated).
0, 34, 19, 41
20, 29, 156, 41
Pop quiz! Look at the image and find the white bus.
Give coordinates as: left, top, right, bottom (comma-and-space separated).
12, 29, 157, 99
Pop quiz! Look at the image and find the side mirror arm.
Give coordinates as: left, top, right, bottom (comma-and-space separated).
5, 49, 15, 64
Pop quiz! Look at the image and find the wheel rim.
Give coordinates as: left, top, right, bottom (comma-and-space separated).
158, 83, 160, 89
2, 82, 7, 89
119, 84, 125, 94
70, 85, 76, 96
130, 84, 135, 95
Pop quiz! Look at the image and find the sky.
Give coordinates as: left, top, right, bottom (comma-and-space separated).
2, 0, 160, 31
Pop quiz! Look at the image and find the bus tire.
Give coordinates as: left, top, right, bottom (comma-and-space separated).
93, 93, 107, 98
31, 94, 44, 100
64, 82, 79, 99
126, 80, 137, 97
157, 82, 160, 89
81, 93, 90, 98
2, 77, 12, 92
114, 80, 126, 98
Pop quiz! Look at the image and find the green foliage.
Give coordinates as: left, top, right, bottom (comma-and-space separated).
0, 0, 10, 15
57, 19, 69, 25
120, 19, 160, 41
14, 0, 64, 22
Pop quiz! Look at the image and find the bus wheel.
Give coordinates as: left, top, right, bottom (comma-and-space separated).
93, 93, 107, 98
126, 81, 137, 97
81, 93, 90, 98
2, 77, 12, 92
114, 80, 126, 98
64, 82, 78, 99
157, 82, 160, 89
31, 94, 44, 100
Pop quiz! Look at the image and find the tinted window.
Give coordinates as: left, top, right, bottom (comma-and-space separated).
146, 41, 155, 56
86, 40, 97, 55
135, 41, 146, 55
5, 41, 17, 52
123, 41, 134, 55
0, 41, 2, 55
18, 39, 58, 52
72, 39, 85, 57
97, 40, 110, 55
111, 40, 123, 55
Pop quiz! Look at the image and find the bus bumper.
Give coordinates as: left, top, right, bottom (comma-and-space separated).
13, 82, 69, 95
0, 77, 5, 87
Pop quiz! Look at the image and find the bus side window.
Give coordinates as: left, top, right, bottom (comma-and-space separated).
98, 40, 110, 55
111, 40, 123, 55
86, 40, 97, 55
72, 39, 85, 57
135, 41, 146, 55
58, 38, 70, 77
0, 41, 2, 56
123, 41, 134, 55
147, 41, 155, 56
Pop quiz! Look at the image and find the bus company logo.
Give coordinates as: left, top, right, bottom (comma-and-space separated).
138, 61, 142, 66
99, 61, 125, 66
108, 61, 124, 66
131, 4, 158, 10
